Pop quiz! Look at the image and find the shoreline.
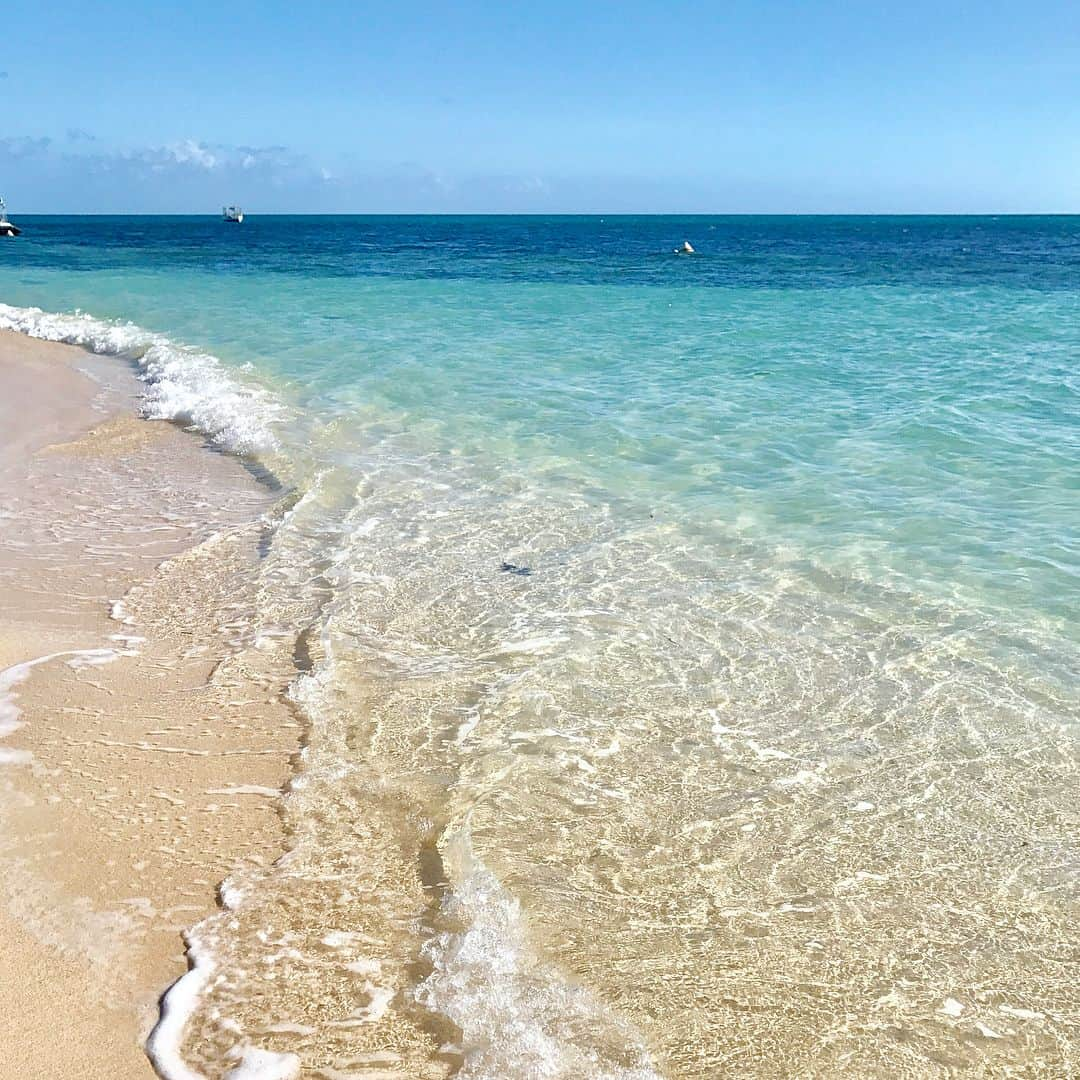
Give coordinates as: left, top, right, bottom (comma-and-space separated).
0, 330, 299, 1077
0, 265, 1075, 1077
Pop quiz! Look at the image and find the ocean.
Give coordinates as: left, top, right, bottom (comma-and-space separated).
1, 215, 1077, 1077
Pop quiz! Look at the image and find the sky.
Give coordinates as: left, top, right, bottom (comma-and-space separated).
3, 1, 1078, 213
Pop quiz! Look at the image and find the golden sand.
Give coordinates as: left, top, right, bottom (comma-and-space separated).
0, 331, 297, 1077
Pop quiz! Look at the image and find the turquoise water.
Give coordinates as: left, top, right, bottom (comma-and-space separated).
3, 216, 1077, 643
1, 217, 1078, 1077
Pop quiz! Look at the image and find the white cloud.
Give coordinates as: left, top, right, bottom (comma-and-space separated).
166, 139, 219, 169
0, 131, 608, 211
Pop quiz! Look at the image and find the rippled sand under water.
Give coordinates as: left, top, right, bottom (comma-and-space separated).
154, 452, 1077, 1079
2, 364, 1074, 1076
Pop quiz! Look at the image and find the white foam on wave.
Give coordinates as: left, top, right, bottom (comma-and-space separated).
223, 1046, 301, 1080
0, 302, 285, 455
417, 824, 660, 1080
148, 857, 298, 1080
146, 932, 217, 1080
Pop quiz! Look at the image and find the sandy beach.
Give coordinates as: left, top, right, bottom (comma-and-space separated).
0, 331, 298, 1077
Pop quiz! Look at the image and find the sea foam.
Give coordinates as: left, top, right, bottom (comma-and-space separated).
145, 938, 217, 1080
0, 303, 285, 455
417, 824, 660, 1080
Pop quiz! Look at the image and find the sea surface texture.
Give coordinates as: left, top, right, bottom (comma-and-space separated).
1, 216, 1077, 1078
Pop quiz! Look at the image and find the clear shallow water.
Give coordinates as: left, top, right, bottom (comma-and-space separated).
4, 216, 1078, 638
1, 216, 1078, 1077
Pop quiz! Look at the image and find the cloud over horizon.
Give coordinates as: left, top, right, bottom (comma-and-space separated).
4, 128, 1022, 215
0, 132, 729, 213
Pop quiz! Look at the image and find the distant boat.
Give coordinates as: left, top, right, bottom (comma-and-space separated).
222, 205, 244, 223
673, 240, 694, 255
0, 196, 21, 237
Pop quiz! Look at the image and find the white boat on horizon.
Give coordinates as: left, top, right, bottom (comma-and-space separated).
0, 196, 21, 237
222, 205, 244, 223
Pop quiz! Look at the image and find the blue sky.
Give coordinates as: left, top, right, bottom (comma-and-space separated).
3, 1, 1078, 212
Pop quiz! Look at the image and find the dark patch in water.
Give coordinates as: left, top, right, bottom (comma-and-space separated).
293, 624, 319, 674
499, 562, 532, 577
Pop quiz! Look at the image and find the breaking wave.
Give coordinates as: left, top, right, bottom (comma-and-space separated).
0, 302, 287, 455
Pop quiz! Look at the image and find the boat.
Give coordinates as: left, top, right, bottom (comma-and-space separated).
0, 196, 21, 237
674, 240, 694, 255
222, 205, 244, 224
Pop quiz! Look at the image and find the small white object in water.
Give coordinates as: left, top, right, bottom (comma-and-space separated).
223, 1046, 300, 1079
674, 240, 695, 254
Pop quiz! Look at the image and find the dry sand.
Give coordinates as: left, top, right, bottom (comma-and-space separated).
0, 331, 298, 1078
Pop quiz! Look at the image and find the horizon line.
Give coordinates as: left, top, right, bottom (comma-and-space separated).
10, 210, 1080, 218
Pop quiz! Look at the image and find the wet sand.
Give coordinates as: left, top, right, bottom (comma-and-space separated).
0, 331, 298, 1077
